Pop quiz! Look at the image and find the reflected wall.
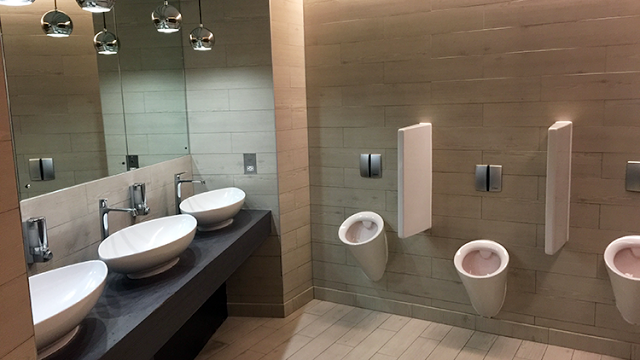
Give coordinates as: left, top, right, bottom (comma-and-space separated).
95, 2, 189, 175
0, 0, 108, 199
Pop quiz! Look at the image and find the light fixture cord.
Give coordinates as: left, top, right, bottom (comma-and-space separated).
53, 0, 57, 10
102, 12, 107, 31
197, 0, 203, 26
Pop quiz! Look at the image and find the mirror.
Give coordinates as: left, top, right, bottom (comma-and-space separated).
0, 0, 189, 199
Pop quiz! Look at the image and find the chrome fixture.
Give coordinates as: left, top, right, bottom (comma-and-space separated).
130, 183, 150, 215
94, 12, 119, 55
152, 0, 181, 33
76, 0, 113, 12
24, 217, 53, 264
174, 172, 205, 215
0, 0, 34, 7
189, 0, 214, 51
28, 158, 55, 181
475, 164, 502, 192
41, 0, 73, 37
99, 199, 137, 240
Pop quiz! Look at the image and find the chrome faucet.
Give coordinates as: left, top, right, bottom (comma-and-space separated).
174, 172, 205, 215
24, 217, 53, 263
99, 199, 138, 240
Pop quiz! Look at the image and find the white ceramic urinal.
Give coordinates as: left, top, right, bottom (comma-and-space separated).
604, 236, 640, 325
338, 211, 387, 281
454, 240, 509, 318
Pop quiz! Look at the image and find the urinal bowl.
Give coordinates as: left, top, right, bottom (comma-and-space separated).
604, 235, 640, 325
454, 240, 509, 318
338, 211, 388, 282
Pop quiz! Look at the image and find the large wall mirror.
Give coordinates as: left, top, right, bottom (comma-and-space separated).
0, 0, 189, 199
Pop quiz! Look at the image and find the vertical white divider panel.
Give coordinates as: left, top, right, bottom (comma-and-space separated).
398, 123, 432, 239
545, 121, 573, 255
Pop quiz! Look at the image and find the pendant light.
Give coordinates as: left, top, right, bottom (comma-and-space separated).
189, 0, 214, 51
41, 0, 73, 37
152, 0, 181, 33
94, 13, 119, 55
76, 0, 113, 13
0, 0, 34, 6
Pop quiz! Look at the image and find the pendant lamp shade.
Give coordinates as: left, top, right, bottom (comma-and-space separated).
0, 0, 34, 6
94, 13, 118, 55
41, 9, 73, 37
76, 0, 113, 13
94, 29, 118, 54
152, 1, 181, 33
189, 0, 214, 51
190, 25, 214, 51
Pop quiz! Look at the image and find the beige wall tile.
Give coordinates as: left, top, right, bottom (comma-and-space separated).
483, 48, 606, 78
1, 337, 36, 360
0, 274, 34, 358
306, 63, 383, 87
0, 209, 26, 287
343, 83, 431, 106
0, 141, 19, 214
483, 101, 604, 127
542, 73, 640, 101
432, 77, 541, 104
434, 127, 541, 152
385, 104, 483, 128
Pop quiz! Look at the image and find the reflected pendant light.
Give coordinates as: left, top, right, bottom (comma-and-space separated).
41, 0, 73, 37
76, 0, 113, 13
189, 0, 214, 51
0, 0, 34, 6
152, 0, 181, 33
94, 13, 119, 55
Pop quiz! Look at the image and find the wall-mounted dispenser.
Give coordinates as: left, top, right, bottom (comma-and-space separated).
360, 154, 382, 178
24, 217, 53, 264
475, 165, 502, 192
130, 183, 150, 215
29, 158, 55, 181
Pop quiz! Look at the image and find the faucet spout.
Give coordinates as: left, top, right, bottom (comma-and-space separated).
99, 199, 138, 240
174, 172, 205, 215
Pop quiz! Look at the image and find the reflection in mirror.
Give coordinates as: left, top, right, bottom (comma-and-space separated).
95, 1, 188, 176
0, 0, 189, 200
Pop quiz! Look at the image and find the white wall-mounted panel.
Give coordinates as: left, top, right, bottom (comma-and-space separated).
545, 121, 573, 255
398, 123, 432, 239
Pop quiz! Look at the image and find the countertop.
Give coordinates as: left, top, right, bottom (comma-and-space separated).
50, 210, 271, 360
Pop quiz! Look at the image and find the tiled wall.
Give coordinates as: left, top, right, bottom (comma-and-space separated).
0, 39, 37, 359
22, 156, 192, 275
96, 2, 189, 175
0, 0, 108, 199
304, 0, 640, 358
271, 0, 313, 316
179, 0, 284, 316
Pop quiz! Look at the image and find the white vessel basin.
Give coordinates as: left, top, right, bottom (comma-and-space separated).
98, 214, 197, 279
30, 260, 108, 359
179, 187, 246, 231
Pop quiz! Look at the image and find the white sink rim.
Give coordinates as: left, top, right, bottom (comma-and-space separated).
98, 214, 197, 278
179, 187, 245, 231
29, 260, 108, 354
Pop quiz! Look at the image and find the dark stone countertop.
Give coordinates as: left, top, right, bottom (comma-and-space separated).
49, 210, 271, 360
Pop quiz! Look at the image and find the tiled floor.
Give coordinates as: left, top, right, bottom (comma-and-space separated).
195, 300, 624, 360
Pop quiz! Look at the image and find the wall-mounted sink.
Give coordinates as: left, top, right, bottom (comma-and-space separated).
98, 214, 197, 279
30, 260, 108, 359
179, 187, 246, 231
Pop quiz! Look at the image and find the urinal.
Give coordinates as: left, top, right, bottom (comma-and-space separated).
338, 211, 387, 281
454, 240, 509, 318
604, 235, 640, 325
